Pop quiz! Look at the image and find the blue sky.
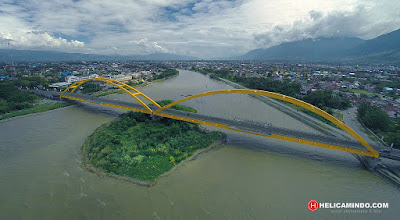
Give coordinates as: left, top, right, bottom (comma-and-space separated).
0, 0, 399, 58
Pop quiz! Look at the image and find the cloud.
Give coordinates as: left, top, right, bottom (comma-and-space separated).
129, 38, 170, 54
0, 0, 399, 58
253, 1, 400, 49
1, 31, 84, 50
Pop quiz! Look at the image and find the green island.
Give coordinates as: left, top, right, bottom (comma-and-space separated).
81, 108, 223, 184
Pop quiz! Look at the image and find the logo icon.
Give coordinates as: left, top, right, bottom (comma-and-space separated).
308, 200, 319, 211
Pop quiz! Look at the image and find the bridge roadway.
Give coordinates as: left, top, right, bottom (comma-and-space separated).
63, 92, 377, 151
27, 89, 400, 160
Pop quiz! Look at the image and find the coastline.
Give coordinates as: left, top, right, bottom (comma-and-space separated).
81, 134, 226, 187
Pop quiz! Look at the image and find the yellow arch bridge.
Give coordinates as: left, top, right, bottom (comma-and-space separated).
61, 78, 379, 158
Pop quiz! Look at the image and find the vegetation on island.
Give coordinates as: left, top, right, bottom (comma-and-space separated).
153, 100, 197, 113
357, 103, 400, 149
82, 111, 223, 181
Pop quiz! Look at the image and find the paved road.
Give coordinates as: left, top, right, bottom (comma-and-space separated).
342, 107, 400, 160
341, 107, 379, 145
28, 89, 400, 160
63, 93, 372, 151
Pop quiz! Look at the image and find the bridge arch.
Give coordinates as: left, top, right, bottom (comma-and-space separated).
61, 81, 378, 158
153, 89, 379, 158
60, 78, 160, 113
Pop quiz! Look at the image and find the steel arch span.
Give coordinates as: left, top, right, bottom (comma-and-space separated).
60, 78, 160, 113
60, 79, 379, 158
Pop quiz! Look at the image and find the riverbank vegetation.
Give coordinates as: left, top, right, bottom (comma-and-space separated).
82, 111, 223, 181
195, 68, 350, 110
0, 102, 69, 120
0, 83, 39, 114
82, 83, 102, 94
152, 68, 179, 80
0, 81, 70, 120
357, 103, 400, 149
91, 68, 179, 96
194, 68, 350, 128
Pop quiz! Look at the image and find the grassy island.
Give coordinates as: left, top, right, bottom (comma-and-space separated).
82, 111, 223, 182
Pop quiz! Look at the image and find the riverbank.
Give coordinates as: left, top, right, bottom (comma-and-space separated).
0, 101, 70, 121
94, 71, 179, 97
199, 71, 346, 137
0, 82, 70, 121
197, 69, 400, 188
341, 107, 400, 188
80, 111, 224, 186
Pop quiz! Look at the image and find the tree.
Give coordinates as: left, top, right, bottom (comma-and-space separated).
357, 103, 392, 132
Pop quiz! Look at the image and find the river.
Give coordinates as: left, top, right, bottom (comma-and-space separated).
0, 69, 398, 219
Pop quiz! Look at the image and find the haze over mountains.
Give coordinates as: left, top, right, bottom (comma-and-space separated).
0, 50, 198, 62
239, 28, 400, 64
1, 29, 399, 65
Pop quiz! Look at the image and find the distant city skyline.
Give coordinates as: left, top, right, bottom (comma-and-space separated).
1, 0, 399, 58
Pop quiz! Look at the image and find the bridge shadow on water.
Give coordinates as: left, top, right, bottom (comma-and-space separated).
221, 129, 364, 169
68, 100, 365, 169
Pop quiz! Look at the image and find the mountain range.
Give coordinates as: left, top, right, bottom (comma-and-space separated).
0, 50, 198, 62
239, 29, 400, 65
1, 29, 399, 64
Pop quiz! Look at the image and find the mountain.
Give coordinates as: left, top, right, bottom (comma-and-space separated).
239, 38, 365, 61
0, 50, 198, 62
345, 29, 400, 64
240, 28, 400, 64
126, 53, 198, 61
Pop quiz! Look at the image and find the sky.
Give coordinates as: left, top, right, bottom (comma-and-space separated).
0, 0, 399, 59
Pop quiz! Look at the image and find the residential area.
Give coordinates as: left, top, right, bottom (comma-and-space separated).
1, 60, 400, 119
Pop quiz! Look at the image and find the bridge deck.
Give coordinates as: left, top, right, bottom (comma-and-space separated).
26, 89, 400, 160
63, 93, 376, 152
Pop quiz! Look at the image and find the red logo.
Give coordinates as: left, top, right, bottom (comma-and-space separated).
308, 200, 319, 211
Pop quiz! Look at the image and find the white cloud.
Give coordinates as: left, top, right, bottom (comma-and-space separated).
1, 31, 84, 50
253, 0, 400, 49
0, 0, 399, 58
129, 38, 170, 54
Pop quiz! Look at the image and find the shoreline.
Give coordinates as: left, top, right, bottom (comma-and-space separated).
81, 135, 226, 187
194, 70, 345, 137
93, 74, 179, 97
195, 69, 400, 189
133, 74, 178, 88
0, 102, 71, 122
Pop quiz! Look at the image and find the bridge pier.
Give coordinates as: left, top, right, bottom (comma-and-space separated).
150, 115, 163, 121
